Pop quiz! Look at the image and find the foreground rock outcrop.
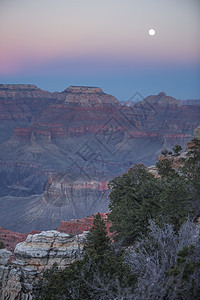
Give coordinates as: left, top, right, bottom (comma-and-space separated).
14, 230, 87, 269
0, 213, 110, 255
0, 230, 87, 299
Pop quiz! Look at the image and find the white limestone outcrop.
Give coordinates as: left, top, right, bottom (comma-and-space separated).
0, 230, 88, 299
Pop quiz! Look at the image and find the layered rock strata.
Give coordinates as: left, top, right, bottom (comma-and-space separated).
0, 230, 87, 299
0, 84, 199, 232
61, 86, 118, 105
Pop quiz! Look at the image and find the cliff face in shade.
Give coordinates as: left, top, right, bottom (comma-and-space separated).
0, 174, 110, 233
132, 92, 200, 149
0, 84, 56, 145
0, 162, 48, 197
0, 84, 199, 232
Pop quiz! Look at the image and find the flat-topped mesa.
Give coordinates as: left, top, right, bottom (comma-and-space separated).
63, 86, 104, 94
0, 84, 55, 99
61, 85, 119, 105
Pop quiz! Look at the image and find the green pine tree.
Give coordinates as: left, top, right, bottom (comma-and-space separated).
34, 213, 135, 299
173, 144, 182, 156
84, 213, 111, 257
158, 174, 192, 231
108, 164, 161, 245
156, 158, 176, 177
182, 138, 200, 218
0, 241, 4, 249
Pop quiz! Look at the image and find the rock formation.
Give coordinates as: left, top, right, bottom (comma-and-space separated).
0, 84, 199, 232
0, 84, 56, 99
141, 91, 180, 106
0, 249, 12, 265
14, 230, 87, 269
0, 213, 110, 256
0, 230, 87, 299
0, 175, 110, 232
61, 86, 118, 105
194, 126, 200, 140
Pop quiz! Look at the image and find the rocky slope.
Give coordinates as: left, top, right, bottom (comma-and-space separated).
0, 84, 199, 232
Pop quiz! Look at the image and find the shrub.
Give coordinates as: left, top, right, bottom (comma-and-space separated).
0, 241, 4, 249
173, 144, 182, 156
125, 220, 200, 299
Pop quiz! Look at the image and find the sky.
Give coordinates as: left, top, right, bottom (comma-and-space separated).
0, 0, 200, 100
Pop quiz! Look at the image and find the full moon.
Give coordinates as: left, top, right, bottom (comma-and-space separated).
149, 29, 156, 36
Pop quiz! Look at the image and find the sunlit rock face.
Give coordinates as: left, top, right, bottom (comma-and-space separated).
43, 174, 109, 209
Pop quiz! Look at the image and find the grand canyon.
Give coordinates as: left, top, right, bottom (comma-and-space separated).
0, 84, 200, 232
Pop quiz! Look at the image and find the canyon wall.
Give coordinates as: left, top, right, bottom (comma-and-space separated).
0, 84, 199, 232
